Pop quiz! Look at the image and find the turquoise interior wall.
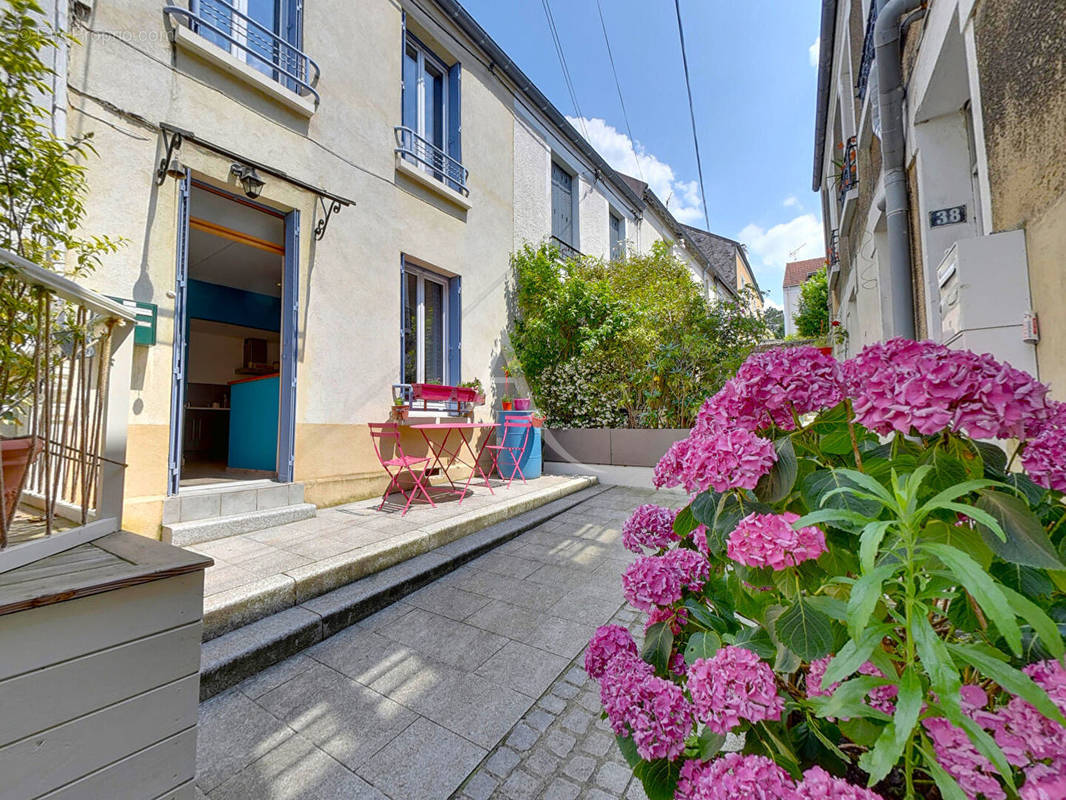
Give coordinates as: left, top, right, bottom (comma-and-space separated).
228, 376, 279, 471
187, 280, 281, 332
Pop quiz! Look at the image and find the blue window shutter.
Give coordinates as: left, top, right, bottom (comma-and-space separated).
447, 62, 462, 192
448, 275, 461, 385
400, 253, 407, 382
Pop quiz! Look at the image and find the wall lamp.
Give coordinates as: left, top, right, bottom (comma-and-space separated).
230, 163, 265, 199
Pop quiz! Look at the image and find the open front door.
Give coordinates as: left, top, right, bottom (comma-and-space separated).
167, 170, 191, 496
277, 209, 299, 483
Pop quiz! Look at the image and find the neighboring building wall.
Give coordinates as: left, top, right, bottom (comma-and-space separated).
974, 0, 1066, 396
813, 0, 1060, 371
783, 284, 802, 337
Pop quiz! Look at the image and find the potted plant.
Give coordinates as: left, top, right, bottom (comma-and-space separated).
389, 396, 408, 422
458, 378, 485, 405
501, 395, 514, 412
530, 412, 545, 428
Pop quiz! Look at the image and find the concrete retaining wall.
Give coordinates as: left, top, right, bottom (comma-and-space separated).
542, 428, 688, 468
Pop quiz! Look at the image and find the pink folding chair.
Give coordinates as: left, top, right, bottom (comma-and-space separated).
485, 417, 533, 488
368, 422, 435, 515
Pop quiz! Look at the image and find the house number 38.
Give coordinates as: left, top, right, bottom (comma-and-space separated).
929, 205, 966, 227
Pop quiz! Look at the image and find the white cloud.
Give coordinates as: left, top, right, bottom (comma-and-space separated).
783, 195, 801, 209
809, 37, 820, 68
737, 213, 825, 304
566, 115, 705, 225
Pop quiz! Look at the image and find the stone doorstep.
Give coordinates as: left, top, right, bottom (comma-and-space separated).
201, 476, 599, 641
164, 503, 318, 547
198, 481, 610, 700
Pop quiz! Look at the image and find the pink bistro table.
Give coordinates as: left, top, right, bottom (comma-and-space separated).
409, 422, 497, 503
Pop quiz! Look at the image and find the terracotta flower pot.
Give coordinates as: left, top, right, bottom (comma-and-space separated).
530, 416, 544, 428
2, 436, 44, 523
817, 346, 834, 356
501, 401, 514, 411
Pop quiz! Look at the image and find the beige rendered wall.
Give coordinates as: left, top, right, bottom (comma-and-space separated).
67, 0, 515, 535
974, 0, 1066, 398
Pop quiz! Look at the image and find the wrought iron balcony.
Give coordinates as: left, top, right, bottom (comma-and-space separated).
394, 126, 469, 196
164, 2, 320, 105
828, 229, 840, 266
838, 136, 858, 208
550, 235, 583, 261
855, 0, 878, 101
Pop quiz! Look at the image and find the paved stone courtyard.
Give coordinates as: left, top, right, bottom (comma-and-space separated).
195, 485, 683, 799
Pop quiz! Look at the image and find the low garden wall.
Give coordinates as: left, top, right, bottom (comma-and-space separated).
541, 428, 688, 468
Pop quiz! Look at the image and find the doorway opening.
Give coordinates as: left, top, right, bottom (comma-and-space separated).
179, 183, 286, 488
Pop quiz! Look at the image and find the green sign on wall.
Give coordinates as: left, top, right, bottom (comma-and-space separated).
108, 297, 157, 346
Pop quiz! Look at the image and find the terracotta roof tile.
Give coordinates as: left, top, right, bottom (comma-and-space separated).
783, 257, 825, 288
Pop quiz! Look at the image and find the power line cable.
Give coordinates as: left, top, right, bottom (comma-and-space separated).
596, 0, 643, 182
541, 0, 589, 141
673, 0, 712, 232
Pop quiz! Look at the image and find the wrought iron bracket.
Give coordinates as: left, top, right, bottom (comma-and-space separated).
155, 126, 191, 185
314, 197, 342, 240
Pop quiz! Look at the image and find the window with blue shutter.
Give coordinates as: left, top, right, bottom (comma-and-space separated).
398, 32, 467, 194
401, 257, 459, 385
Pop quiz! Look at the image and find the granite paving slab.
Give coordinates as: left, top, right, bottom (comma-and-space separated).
197, 485, 677, 799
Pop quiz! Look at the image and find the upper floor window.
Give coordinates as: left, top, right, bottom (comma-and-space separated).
186, 0, 319, 100
401, 257, 462, 386
609, 211, 624, 260
398, 33, 467, 195
551, 161, 575, 250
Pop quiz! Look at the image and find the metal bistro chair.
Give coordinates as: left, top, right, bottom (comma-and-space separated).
368, 422, 435, 515
485, 416, 533, 488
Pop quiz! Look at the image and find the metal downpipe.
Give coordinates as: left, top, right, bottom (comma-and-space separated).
874, 0, 923, 339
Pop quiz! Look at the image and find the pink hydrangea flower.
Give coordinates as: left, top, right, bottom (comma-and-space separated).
654, 426, 777, 495
1022, 422, 1066, 492
1021, 762, 1066, 800
598, 660, 693, 760
662, 547, 710, 591
694, 346, 845, 434
844, 339, 1051, 439
677, 753, 799, 800
622, 554, 684, 612
599, 654, 654, 735
583, 625, 638, 680
726, 512, 827, 571
806, 656, 897, 717
1025, 658, 1066, 712
622, 504, 680, 553
923, 715, 1006, 800
796, 766, 886, 800
646, 605, 689, 635
623, 549, 708, 613
691, 523, 710, 555
688, 645, 784, 733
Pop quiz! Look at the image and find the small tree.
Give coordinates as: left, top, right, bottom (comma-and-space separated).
0, 0, 121, 421
762, 305, 785, 339
793, 265, 830, 338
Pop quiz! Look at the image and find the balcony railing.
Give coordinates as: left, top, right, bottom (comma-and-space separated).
164, 2, 320, 106
550, 236, 583, 261
855, 0, 878, 101
828, 230, 840, 267
0, 248, 135, 572
394, 126, 469, 196
838, 136, 858, 208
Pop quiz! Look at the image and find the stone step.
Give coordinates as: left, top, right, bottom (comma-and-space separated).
198, 482, 609, 700
165, 503, 317, 547
164, 481, 307, 524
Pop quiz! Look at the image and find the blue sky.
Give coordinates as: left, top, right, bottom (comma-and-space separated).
459, 0, 825, 305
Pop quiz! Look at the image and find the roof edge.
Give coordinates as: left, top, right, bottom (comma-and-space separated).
428, 0, 646, 213
812, 0, 839, 191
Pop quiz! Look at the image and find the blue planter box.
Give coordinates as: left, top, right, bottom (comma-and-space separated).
495, 410, 541, 479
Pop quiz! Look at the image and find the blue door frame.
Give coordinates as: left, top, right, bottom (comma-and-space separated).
167, 181, 299, 493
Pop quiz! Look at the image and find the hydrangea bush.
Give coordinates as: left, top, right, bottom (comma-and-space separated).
586, 340, 1066, 800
